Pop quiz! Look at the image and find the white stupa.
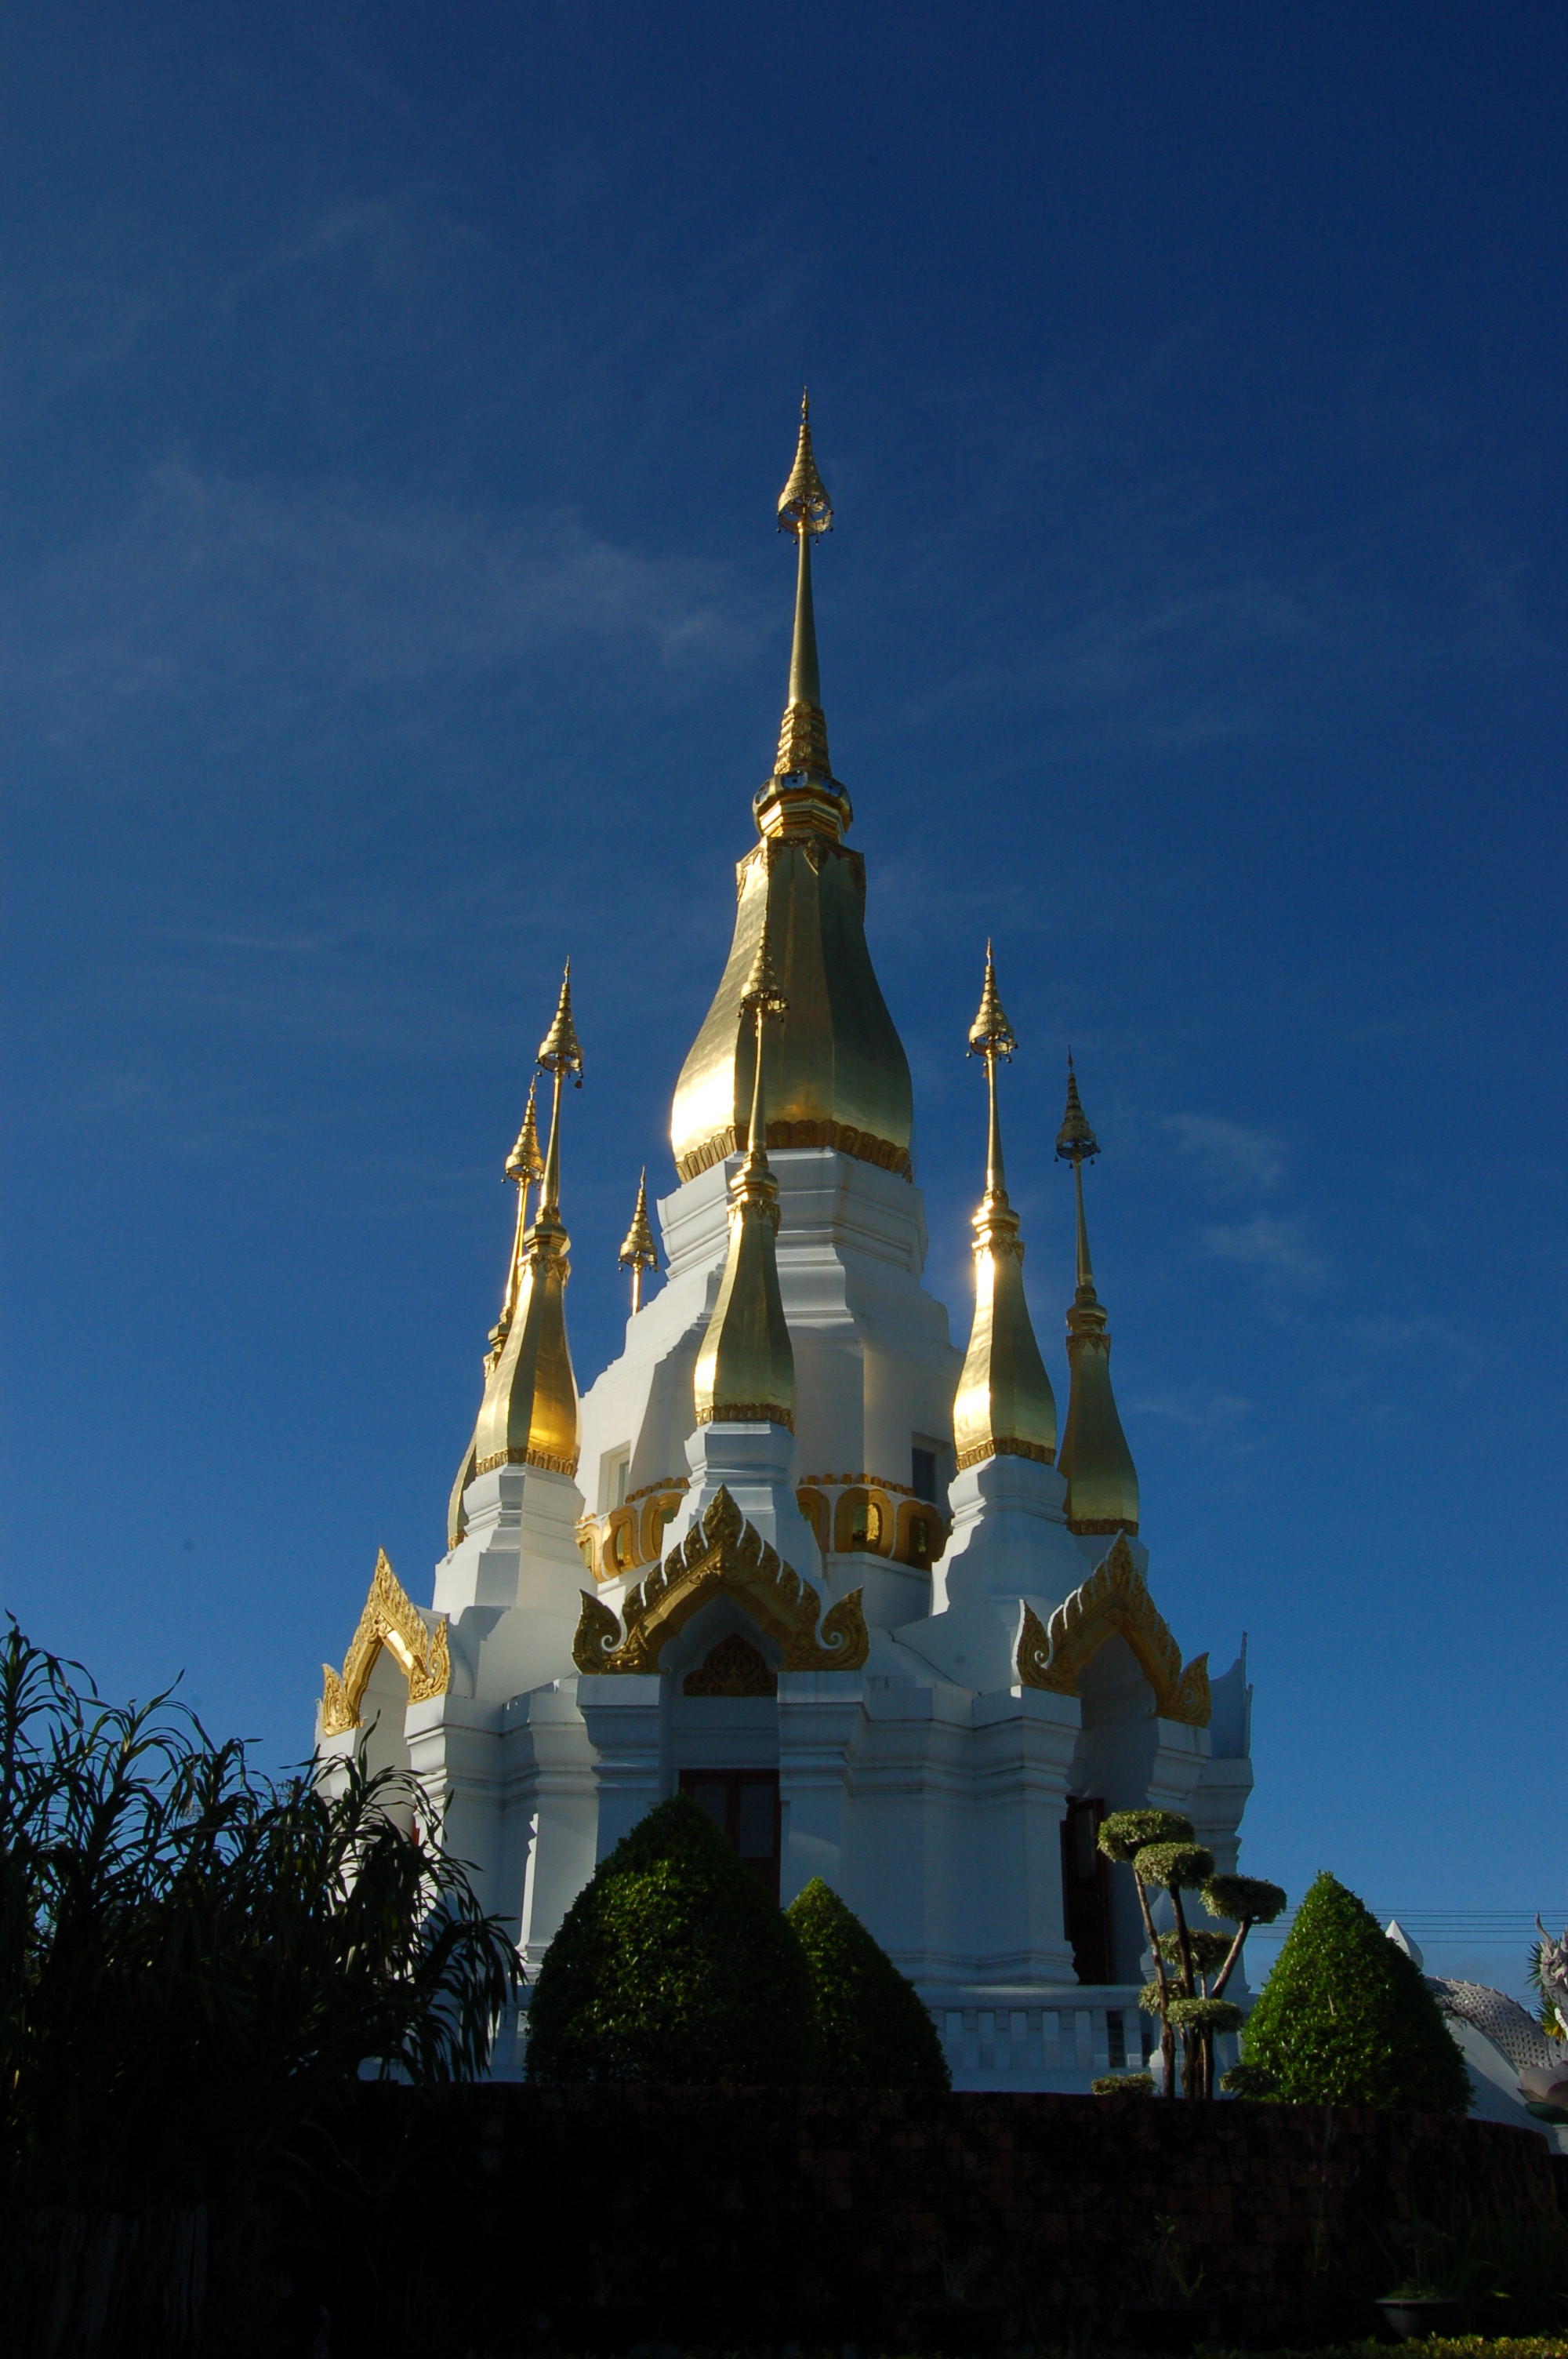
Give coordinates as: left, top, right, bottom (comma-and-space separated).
315, 399, 1256, 2090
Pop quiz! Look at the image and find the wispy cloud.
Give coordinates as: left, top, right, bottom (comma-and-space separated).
1165, 1111, 1286, 1195
3, 463, 754, 748
1127, 1387, 1255, 1451
1200, 1212, 1328, 1291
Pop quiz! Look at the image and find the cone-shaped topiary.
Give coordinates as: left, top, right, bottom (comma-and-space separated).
786, 1877, 951, 2088
524, 1794, 822, 2084
1243, 1870, 1472, 2111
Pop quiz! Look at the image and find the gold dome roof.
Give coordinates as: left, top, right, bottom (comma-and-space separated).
670, 399, 914, 1183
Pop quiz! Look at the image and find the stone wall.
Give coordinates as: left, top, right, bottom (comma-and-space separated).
335, 2086, 1558, 2348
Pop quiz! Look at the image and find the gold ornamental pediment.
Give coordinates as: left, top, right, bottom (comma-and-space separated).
320, 1549, 452, 1738
572, 1484, 869, 1677
1014, 1533, 1210, 1726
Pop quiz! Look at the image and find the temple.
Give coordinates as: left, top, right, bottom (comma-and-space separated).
316, 397, 1255, 2090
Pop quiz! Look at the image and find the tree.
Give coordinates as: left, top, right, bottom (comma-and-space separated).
1098, 1808, 1285, 2099
786, 1877, 950, 2089
1243, 1870, 1472, 2110
524, 1793, 821, 2084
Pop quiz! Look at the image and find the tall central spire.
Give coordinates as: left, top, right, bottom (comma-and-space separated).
951, 947, 1058, 1470
671, 397, 913, 1183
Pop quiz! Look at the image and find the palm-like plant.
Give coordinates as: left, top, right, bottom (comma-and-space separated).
0, 1621, 517, 2217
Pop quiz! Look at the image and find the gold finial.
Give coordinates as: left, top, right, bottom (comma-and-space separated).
692, 920, 794, 1430
777, 388, 833, 537
506, 1076, 545, 1186
1054, 1052, 1098, 1163
618, 1168, 659, 1316
950, 947, 1057, 1471
968, 941, 1017, 1062
1054, 1058, 1139, 1536
538, 958, 584, 1085
766, 392, 841, 809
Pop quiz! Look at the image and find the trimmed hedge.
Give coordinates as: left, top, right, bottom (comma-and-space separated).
1243, 1870, 1472, 2110
524, 1794, 821, 2084
786, 1877, 951, 2090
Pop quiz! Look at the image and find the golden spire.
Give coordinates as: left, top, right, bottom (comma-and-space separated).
952, 948, 1058, 1471
692, 917, 795, 1430
469, 962, 583, 1481
670, 398, 912, 1186
1054, 1057, 1139, 1536
618, 1168, 659, 1316
447, 1074, 549, 1549
758, 391, 848, 844
487, 1077, 546, 1371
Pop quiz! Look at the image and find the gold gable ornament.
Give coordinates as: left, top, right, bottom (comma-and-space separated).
572, 1485, 869, 1677
1013, 1533, 1210, 1726
320, 1549, 452, 1738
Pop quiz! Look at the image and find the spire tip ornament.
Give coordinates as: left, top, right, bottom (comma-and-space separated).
762, 391, 845, 831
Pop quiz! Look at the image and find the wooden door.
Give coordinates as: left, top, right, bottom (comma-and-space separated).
679, 1769, 782, 1900
1061, 1795, 1113, 1984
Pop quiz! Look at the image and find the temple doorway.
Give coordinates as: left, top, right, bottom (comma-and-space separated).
679, 1768, 782, 1899
1060, 1795, 1112, 1983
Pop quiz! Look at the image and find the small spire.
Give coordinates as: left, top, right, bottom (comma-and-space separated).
506, 1076, 545, 1187
693, 931, 794, 1430
967, 941, 1015, 1206
951, 946, 1057, 1471
467, 972, 583, 1483
1054, 1059, 1139, 1536
489, 1075, 548, 1372
618, 1168, 659, 1316
536, 959, 583, 1221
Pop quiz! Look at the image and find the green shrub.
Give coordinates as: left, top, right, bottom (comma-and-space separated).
1243, 1870, 1472, 2110
524, 1794, 821, 2085
786, 1877, 950, 2089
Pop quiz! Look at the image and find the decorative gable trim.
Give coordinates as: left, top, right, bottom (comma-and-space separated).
572, 1484, 869, 1677
1014, 1532, 1210, 1726
320, 1549, 452, 1737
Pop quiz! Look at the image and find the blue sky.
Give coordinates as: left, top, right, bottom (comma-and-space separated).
3, 2, 1564, 1994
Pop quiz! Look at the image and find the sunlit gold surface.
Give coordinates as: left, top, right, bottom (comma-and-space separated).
470, 965, 583, 1480
321, 1548, 452, 1737
670, 397, 911, 1183
951, 948, 1058, 1469
671, 838, 913, 1178
1014, 1534, 1208, 1726
692, 922, 796, 1429
1054, 1058, 1139, 1536
572, 1484, 869, 1676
